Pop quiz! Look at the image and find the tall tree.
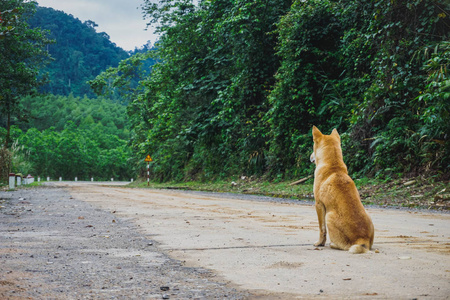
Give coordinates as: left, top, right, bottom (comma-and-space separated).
0, 0, 51, 147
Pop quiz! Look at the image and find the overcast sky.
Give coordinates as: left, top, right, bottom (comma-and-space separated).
36, 0, 159, 51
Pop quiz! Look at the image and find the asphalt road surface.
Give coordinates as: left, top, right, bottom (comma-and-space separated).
1, 181, 449, 299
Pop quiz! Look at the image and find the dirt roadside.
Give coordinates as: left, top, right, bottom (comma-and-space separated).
1, 182, 450, 299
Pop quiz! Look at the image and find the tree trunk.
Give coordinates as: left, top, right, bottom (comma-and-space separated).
6, 100, 11, 148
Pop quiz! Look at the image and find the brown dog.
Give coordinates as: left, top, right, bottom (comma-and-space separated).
310, 126, 374, 253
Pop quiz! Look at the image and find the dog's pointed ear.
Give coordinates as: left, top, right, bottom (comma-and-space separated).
331, 128, 340, 139
312, 126, 322, 140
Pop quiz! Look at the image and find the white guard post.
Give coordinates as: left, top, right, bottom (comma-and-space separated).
9, 173, 15, 189
24, 175, 34, 184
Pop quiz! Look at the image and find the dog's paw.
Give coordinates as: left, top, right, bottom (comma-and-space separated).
314, 241, 325, 247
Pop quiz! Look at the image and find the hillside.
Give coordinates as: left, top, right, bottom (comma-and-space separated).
27, 6, 130, 97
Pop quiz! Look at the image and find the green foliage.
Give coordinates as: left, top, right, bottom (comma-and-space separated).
0, 145, 12, 182
93, 0, 449, 182
17, 94, 130, 140
0, 4, 138, 182
414, 41, 450, 171
0, 95, 134, 181
15, 125, 133, 180
27, 6, 130, 97
0, 0, 52, 147
89, 50, 155, 103
267, 0, 345, 176
99, 0, 293, 181
342, 0, 450, 177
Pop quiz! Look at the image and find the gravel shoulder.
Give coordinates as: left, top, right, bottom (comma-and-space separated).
0, 185, 252, 299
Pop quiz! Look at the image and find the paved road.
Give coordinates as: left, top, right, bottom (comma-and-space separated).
54, 181, 450, 299
0, 183, 251, 299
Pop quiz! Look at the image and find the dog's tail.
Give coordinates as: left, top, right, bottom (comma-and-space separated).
349, 244, 369, 254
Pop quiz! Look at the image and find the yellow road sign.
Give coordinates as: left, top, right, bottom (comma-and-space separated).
145, 155, 153, 162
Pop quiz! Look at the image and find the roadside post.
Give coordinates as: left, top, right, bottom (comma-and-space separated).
9, 173, 15, 189
24, 174, 34, 184
145, 154, 153, 186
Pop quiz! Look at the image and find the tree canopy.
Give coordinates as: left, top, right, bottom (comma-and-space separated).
93, 0, 449, 182
1, 94, 134, 180
0, 0, 52, 147
27, 6, 130, 97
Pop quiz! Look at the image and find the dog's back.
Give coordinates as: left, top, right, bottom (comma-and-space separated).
312, 126, 374, 253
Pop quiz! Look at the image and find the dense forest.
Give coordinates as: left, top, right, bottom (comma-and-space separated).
27, 6, 130, 97
1, 2, 136, 181
93, 0, 449, 182
18, 94, 130, 138
3, 95, 134, 180
1, 0, 449, 185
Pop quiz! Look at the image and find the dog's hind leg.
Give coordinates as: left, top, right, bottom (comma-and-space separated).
330, 242, 344, 250
326, 212, 349, 251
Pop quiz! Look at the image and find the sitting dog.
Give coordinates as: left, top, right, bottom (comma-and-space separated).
310, 126, 374, 253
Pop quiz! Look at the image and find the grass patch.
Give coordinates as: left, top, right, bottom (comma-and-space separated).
128, 176, 315, 200
128, 175, 449, 210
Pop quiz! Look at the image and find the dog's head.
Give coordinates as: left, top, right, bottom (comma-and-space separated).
311, 126, 341, 165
